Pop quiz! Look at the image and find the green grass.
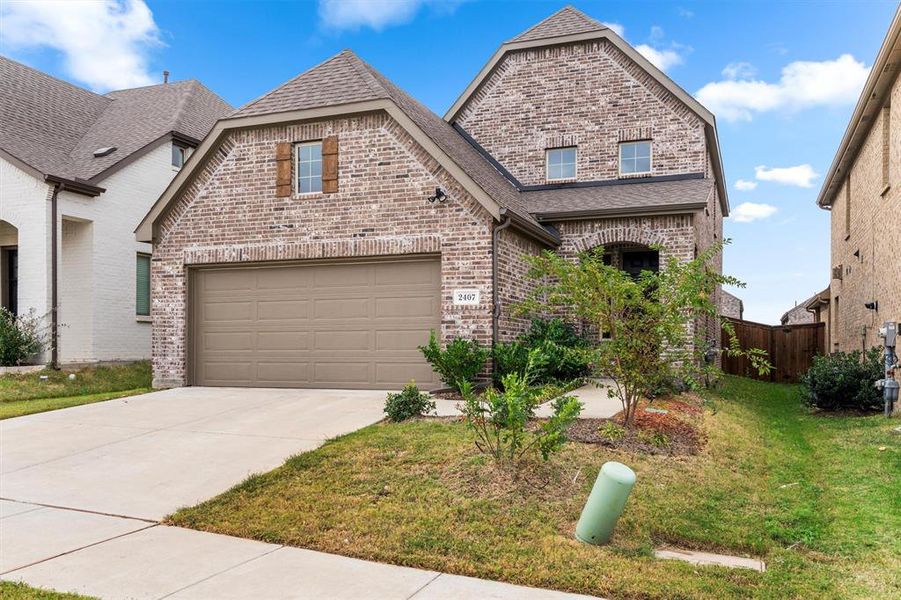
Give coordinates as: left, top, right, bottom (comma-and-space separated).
169, 376, 901, 599
0, 581, 95, 600
0, 361, 151, 419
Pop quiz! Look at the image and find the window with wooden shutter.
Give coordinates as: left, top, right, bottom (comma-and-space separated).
136, 253, 151, 317
275, 142, 292, 197
322, 135, 338, 193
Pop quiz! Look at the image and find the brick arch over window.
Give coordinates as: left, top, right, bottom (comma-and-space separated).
569, 227, 667, 254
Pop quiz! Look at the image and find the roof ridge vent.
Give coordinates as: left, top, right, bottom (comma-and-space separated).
93, 146, 117, 157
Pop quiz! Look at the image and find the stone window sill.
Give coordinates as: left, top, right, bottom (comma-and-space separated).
136, 315, 152, 323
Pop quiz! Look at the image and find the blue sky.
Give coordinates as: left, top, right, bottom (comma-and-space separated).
1, 0, 896, 323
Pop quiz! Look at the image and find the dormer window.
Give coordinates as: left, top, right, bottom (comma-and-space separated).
619, 141, 652, 176
546, 147, 576, 181
171, 143, 187, 169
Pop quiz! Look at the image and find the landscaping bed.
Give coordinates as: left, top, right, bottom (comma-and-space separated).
169, 376, 900, 599
567, 395, 707, 455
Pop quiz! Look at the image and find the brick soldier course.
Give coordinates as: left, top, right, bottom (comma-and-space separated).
137, 7, 729, 389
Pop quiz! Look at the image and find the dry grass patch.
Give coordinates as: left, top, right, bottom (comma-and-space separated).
169, 377, 899, 599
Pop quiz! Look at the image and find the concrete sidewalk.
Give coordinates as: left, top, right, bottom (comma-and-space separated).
1, 387, 598, 599
1, 505, 593, 599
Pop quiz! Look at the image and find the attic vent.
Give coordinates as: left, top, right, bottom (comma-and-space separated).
93, 146, 117, 157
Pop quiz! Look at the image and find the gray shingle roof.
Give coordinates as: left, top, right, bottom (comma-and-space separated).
508, 6, 607, 43
522, 178, 714, 218
0, 55, 231, 182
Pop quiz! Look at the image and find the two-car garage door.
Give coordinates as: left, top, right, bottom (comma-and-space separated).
190, 257, 441, 389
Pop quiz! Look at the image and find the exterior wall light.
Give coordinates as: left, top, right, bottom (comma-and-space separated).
428, 187, 448, 203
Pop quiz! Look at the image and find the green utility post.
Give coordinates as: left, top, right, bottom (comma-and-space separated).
575, 461, 636, 545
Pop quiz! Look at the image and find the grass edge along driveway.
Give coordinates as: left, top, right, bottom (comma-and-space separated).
170, 376, 901, 600
0, 361, 151, 419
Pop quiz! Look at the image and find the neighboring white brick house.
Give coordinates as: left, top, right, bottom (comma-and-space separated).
0, 57, 230, 364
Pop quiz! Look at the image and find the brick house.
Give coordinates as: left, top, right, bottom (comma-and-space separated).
815, 6, 901, 352
719, 290, 744, 321
136, 7, 728, 389
0, 57, 230, 365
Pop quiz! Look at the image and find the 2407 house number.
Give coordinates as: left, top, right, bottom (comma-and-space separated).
453, 289, 480, 305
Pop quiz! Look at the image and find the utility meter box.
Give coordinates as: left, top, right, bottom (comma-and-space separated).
878, 322, 897, 348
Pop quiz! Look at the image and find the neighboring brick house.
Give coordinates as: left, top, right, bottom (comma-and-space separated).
780, 299, 816, 326
136, 7, 729, 389
816, 6, 901, 352
0, 57, 230, 365
719, 290, 744, 320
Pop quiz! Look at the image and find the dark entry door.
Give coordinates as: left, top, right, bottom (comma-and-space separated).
1, 247, 17, 315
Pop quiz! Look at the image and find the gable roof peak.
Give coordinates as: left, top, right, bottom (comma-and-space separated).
231, 49, 389, 118
508, 5, 607, 43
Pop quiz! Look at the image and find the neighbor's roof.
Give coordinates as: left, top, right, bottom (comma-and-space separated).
817, 5, 901, 207
780, 295, 819, 324
444, 5, 729, 217
508, 5, 607, 42
0, 55, 231, 184
522, 176, 713, 220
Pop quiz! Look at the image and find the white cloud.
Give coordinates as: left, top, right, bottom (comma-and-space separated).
729, 202, 778, 223
602, 22, 625, 37
754, 164, 819, 188
636, 44, 684, 72
735, 179, 758, 191
0, 0, 161, 92
318, 0, 460, 31
696, 54, 869, 121
721, 61, 756, 80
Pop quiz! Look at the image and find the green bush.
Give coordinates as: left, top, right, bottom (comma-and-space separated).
0, 308, 47, 367
492, 341, 530, 386
801, 348, 884, 412
459, 372, 582, 463
598, 421, 626, 441
419, 331, 489, 393
524, 318, 592, 383
384, 381, 436, 422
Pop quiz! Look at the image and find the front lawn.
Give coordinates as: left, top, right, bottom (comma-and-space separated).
0, 581, 95, 600
169, 376, 900, 599
0, 361, 151, 419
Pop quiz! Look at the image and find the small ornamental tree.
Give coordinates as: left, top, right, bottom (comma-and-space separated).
516, 242, 770, 426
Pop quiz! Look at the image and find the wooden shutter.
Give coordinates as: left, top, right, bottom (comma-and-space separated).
275, 142, 292, 197
136, 254, 151, 316
322, 135, 338, 194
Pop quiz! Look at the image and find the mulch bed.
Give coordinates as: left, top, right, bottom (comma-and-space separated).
567, 395, 707, 456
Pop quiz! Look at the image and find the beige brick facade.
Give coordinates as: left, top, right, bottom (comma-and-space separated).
825, 68, 901, 352
143, 8, 727, 388
456, 41, 707, 186
151, 113, 497, 387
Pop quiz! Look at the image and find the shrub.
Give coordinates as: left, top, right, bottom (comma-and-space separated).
492, 341, 530, 386
459, 372, 582, 463
801, 348, 884, 412
0, 308, 47, 366
638, 429, 670, 449
384, 381, 436, 422
419, 331, 489, 393
492, 319, 591, 386
598, 421, 626, 441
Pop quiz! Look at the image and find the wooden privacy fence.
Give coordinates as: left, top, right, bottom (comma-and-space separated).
721, 319, 825, 383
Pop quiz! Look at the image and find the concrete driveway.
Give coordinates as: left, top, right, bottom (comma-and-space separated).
1, 387, 387, 521
1, 387, 596, 599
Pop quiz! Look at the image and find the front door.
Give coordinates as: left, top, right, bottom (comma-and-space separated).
1, 247, 17, 315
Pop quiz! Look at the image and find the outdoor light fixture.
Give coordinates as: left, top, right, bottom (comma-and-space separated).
428, 187, 448, 203
865, 301, 879, 311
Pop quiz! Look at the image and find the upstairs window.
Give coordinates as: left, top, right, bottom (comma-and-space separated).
619, 141, 652, 176
296, 141, 322, 194
171, 143, 187, 169
546, 147, 576, 181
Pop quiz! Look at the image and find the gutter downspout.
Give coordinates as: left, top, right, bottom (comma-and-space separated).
491, 209, 513, 377
49, 182, 61, 369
